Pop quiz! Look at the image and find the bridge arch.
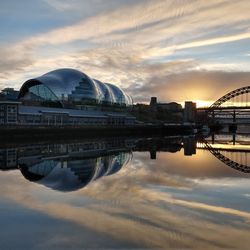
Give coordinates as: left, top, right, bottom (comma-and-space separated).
209, 86, 250, 110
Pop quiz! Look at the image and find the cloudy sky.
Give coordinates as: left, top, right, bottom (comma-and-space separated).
0, 0, 250, 105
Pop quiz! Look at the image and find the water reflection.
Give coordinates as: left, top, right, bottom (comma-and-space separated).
0, 134, 249, 192
0, 139, 133, 192
0, 133, 250, 249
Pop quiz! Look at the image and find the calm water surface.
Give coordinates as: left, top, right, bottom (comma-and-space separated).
0, 133, 250, 249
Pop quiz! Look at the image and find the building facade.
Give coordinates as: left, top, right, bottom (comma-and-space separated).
0, 101, 20, 125
0, 102, 135, 127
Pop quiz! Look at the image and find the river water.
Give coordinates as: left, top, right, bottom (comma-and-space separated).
0, 133, 249, 249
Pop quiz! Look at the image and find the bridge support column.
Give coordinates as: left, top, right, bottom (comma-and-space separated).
233, 110, 236, 123
150, 149, 157, 159
212, 133, 215, 144
233, 133, 236, 145
229, 123, 237, 133
212, 110, 215, 123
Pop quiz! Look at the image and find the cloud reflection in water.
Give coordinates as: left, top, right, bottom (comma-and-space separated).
0, 136, 249, 249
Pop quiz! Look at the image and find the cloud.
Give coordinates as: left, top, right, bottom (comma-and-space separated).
1, 45, 249, 104
147, 31, 250, 60
13, 0, 250, 50
0, 45, 35, 89
42, 0, 79, 11
0, 47, 33, 72
127, 70, 250, 103
0, 0, 250, 102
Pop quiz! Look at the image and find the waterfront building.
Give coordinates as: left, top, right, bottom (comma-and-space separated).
0, 68, 135, 127
18, 68, 133, 108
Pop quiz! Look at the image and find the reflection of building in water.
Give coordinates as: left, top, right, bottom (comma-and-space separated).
183, 136, 196, 156
135, 137, 183, 160
134, 136, 197, 159
19, 152, 132, 192
1, 135, 249, 192
0, 137, 190, 192
0, 149, 17, 170
0, 138, 135, 191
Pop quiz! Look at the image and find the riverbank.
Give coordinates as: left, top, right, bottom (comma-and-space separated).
0, 124, 195, 142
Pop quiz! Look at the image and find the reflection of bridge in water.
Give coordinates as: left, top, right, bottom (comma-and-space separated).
143, 135, 250, 173
197, 141, 250, 173
0, 135, 249, 192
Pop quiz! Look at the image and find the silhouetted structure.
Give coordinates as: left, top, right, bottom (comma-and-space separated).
0, 88, 19, 101
183, 101, 196, 123
150, 97, 157, 106
150, 96, 182, 111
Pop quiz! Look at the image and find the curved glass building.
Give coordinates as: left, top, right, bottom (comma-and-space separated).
18, 68, 133, 107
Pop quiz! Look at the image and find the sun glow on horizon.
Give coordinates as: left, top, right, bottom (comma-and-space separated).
180, 100, 213, 108
193, 100, 213, 108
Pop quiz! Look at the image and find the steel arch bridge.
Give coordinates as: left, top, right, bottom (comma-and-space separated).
209, 86, 250, 110
202, 140, 250, 173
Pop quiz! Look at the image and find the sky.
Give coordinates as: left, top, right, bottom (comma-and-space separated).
0, 0, 250, 106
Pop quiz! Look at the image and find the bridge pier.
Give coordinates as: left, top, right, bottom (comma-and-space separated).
233, 110, 236, 123
212, 110, 215, 124
229, 123, 237, 133
233, 133, 236, 145
150, 149, 157, 159
212, 133, 215, 144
